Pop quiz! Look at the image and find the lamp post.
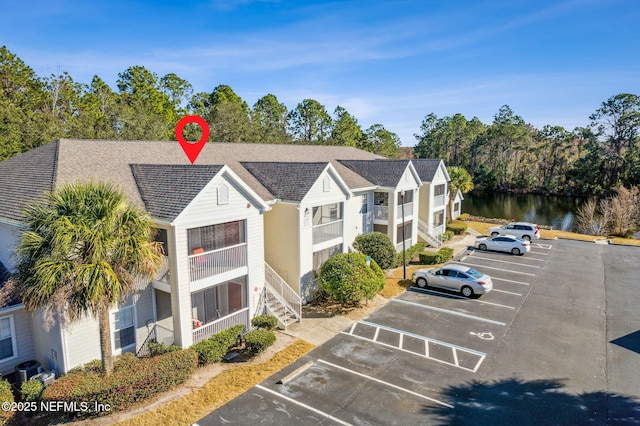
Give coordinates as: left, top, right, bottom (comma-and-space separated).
401, 190, 406, 280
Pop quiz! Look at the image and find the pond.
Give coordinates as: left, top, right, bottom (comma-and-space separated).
461, 189, 587, 231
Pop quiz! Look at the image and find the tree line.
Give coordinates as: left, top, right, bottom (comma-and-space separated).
0, 46, 401, 161
414, 95, 640, 196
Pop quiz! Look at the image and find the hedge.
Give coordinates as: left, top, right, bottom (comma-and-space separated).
0, 379, 14, 425
21, 379, 44, 402
442, 230, 454, 241
446, 220, 468, 235
418, 247, 455, 265
319, 252, 385, 304
42, 349, 198, 418
192, 324, 245, 365
244, 329, 276, 355
251, 314, 278, 330
148, 340, 182, 357
395, 243, 425, 267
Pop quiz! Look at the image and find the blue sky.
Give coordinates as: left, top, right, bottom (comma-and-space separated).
2, 0, 639, 146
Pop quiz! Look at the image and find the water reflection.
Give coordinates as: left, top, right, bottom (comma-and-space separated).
462, 190, 586, 231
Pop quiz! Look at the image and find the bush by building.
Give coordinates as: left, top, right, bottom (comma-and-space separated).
446, 220, 468, 235
21, 379, 44, 402
251, 314, 278, 330
353, 232, 396, 270
244, 329, 276, 355
191, 324, 244, 365
395, 242, 425, 267
418, 247, 455, 265
319, 252, 385, 304
0, 379, 14, 425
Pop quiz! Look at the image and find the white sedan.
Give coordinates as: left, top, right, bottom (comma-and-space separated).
474, 235, 531, 255
411, 264, 493, 298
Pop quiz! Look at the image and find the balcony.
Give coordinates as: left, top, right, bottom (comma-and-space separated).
192, 308, 250, 344
396, 202, 413, 219
434, 194, 446, 207
374, 205, 389, 221
362, 211, 373, 233
312, 220, 343, 245
188, 243, 247, 282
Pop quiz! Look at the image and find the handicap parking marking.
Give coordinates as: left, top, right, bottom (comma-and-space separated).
343, 320, 487, 373
531, 242, 553, 249
317, 360, 454, 409
255, 385, 354, 426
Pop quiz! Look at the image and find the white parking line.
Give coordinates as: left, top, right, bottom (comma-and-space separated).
318, 360, 454, 409
531, 242, 553, 249
471, 253, 546, 262
466, 256, 541, 268
491, 288, 523, 296
391, 299, 506, 326
492, 277, 530, 286
256, 385, 354, 425
409, 287, 516, 309
458, 261, 536, 276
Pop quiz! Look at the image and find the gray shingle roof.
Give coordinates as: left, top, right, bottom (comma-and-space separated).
241, 162, 328, 202
338, 159, 410, 188
411, 159, 443, 182
131, 164, 224, 221
0, 141, 58, 221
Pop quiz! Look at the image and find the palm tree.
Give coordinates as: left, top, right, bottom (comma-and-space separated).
447, 166, 474, 220
12, 182, 162, 374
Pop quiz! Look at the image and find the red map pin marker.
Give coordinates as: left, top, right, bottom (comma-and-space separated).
175, 115, 210, 164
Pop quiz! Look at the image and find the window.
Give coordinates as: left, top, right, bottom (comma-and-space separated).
361, 194, 368, 214
397, 190, 413, 204
374, 192, 388, 206
217, 183, 229, 205
454, 202, 460, 213
191, 277, 247, 325
433, 211, 445, 227
0, 316, 16, 361
312, 244, 342, 277
396, 221, 412, 243
188, 220, 246, 254
312, 203, 342, 226
113, 306, 135, 352
434, 184, 446, 196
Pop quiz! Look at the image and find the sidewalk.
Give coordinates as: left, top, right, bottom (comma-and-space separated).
282, 228, 482, 346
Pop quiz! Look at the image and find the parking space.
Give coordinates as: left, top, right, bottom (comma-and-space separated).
197, 239, 640, 425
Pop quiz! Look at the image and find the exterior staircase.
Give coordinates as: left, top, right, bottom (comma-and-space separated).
418, 219, 443, 248
264, 263, 302, 330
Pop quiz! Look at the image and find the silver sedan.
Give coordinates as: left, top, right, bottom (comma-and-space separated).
411, 264, 493, 298
474, 235, 531, 255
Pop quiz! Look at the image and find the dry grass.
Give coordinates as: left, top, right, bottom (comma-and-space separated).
466, 221, 640, 246
380, 264, 441, 299
116, 340, 315, 426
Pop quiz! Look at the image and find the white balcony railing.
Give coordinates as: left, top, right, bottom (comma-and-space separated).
188, 243, 247, 282
362, 211, 373, 233
192, 307, 250, 344
374, 205, 388, 220
154, 256, 170, 284
396, 202, 413, 219
434, 194, 446, 207
312, 220, 343, 245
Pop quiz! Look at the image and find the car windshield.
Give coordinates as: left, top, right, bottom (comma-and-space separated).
465, 268, 483, 279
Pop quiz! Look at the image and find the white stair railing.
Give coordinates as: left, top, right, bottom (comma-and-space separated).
418, 219, 443, 248
264, 263, 302, 326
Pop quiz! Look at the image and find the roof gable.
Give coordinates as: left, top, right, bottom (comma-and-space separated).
241, 162, 329, 202
131, 164, 223, 221
411, 159, 446, 182
0, 141, 58, 222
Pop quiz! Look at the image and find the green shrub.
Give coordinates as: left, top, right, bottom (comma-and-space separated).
148, 340, 182, 357
418, 247, 455, 265
319, 252, 385, 304
458, 213, 470, 221
395, 243, 425, 267
244, 329, 276, 356
21, 379, 44, 402
0, 379, 14, 425
442, 230, 454, 241
446, 220, 468, 235
191, 324, 244, 365
353, 232, 396, 270
42, 349, 198, 418
251, 314, 278, 330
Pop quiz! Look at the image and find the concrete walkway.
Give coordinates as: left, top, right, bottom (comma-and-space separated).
282, 229, 482, 346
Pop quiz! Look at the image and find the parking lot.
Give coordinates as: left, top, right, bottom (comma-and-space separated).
197, 239, 640, 425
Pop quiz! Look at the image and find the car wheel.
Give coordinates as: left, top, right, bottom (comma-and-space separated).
522, 235, 531, 241
511, 247, 521, 255
491, 232, 499, 237
478, 243, 487, 251
461, 286, 474, 298
416, 277, 428, 288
